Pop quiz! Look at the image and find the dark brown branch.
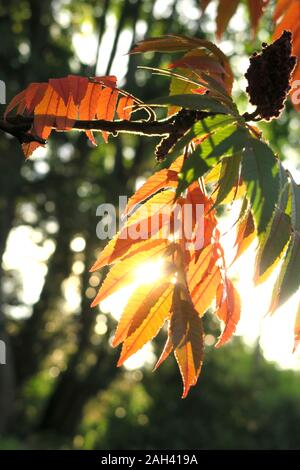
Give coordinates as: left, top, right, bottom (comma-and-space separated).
0, 109, 215, 160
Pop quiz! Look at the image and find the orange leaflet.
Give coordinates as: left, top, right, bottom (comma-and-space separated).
90, 235, 168, 273
123, 169, 179, 217
90, 189, 176, 271
55, 95, 78, 131
273, 0, 293, 21
91, 243, 169, 307
191, 263, 222, 317
171, 285, 204, 398
79, 83, 102, 120
215, 277, 241, 347
186, 182, 217, 258
273, 1, 300, 40
22, 141, 43, 160
187, 244, 216, 293
33, 85, 59, 139
25, 83, 48, 113
79, 82, 103, 144
153, 326, 174, 370
116, 96, 134, 120
233, 209, 256, 262
97, 87, 119, 142
113, 281, 172, 347
117, 284, 174, 366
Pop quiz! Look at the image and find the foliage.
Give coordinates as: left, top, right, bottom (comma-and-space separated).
1, 0, 300, 401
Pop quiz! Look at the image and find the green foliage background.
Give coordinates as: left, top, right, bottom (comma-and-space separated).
0, 0, 300, 450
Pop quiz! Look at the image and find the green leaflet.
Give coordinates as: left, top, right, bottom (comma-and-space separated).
269, 231, 300, 313
193, 114, 236, 135
169, 68, 195, 103
149, 94, 232, 114
289, 171, 300, 231
254, 209, 291, 284
176, 125, 247, 195
164, 114, 236, 162
241, 138, 279, 236
278, 162, 290, 212
254, 161, 291, 284
212, 152, 241, 207
269, 169, 300, 312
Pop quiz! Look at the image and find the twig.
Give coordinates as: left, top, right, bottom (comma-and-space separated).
0, 110, 215, 159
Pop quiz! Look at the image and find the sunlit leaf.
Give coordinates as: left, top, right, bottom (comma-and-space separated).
177, 125, 247, 195
216, 0, 240, 39
241, 138, 279, 236
269, 231, 300, 313
191, 263, 222, 317
233, 209, 256, 262
293, 302, 300, 352
149, 93, 232, 114
117, 284, 174, 366
171, 285, 204, 398
215, 277, 241, 347
254, 209, 290, 284
113, 281, 172, 347
91, 243, 169, 306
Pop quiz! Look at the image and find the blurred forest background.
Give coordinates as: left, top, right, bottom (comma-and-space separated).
0, 0, 300, 450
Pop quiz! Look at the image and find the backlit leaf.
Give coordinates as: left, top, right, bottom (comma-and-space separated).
269, 230, 300, 313
177, 125, 247, 195
216, 0, 240, 39
91, 243, 169, 306
241, 138, 279, 236
254, 209, 291, 284
215, 277, 241, 347
171, 285, 204, 398
293, 302, 300, 352
90, 190, 175, 271
113, 281, 172, 347
149, 93, 232, 114
117, 284, 174, 365
191, 263, 222, 317
234, 209, 256, 262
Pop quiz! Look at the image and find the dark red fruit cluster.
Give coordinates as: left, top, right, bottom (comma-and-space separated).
245, 30, 297, 121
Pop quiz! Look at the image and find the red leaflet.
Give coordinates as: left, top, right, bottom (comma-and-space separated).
169, 56, 226, 74
171, 285, 204, 398
68, 75, 89, 105
49, 77, 71, 106
215, 277, 241, 347
4, 74, 140, 158
4, 90, 26, 119
25, 83, 48, 113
